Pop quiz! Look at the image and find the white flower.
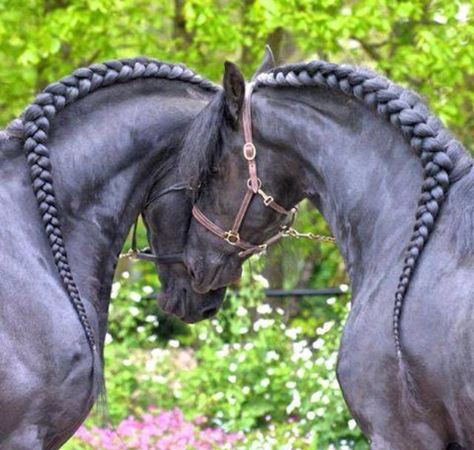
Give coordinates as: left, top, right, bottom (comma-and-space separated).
228, 375, 237, 383
316, 321, 335, 336
316, 407, 325, 417
312, 338, 325, 350
276, 307, 285, 316
229, 363, 238, 372
326, 297, 336, 305
169, 339, 180, 348
214, 392, 224, 400
129, 306, 140, 316
310, 392, 321, 403
265, 350, 280, 362
242, 386, 250, 395
130, 292, 141, 302
137, 326, 145, 333
257, 303, 272, 315
198, 331, 207, 341
142, 285, 154, 294
121, 271, 130, 279
339, 283, 349, 293
260, 378, 270, 388
239, 327, 249, 334
236, 306, 248, 317
285, 327, 300, 340
253, 318, 275, 331
215, 324, 223, 333
253, 274, 270, 288
286, 390, 301, 414
244, 342, 253, 351
217, 346, 229, 357
145, 315, 157, 323
285, 381, 296, 389
306, 411, 316, 421
105, 333, 113, 345
348, 419, 357, 430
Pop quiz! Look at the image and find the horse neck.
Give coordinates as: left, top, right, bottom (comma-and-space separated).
43, 80, 210, 315
254, 87, 470, 293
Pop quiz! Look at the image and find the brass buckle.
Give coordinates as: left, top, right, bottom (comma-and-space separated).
224, 231, 240, 245
258, 189, 273, 206
243, 142, 256, 160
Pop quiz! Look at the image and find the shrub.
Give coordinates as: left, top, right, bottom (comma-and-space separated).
68, 407, 242, 449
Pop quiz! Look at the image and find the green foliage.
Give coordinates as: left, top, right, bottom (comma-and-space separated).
82, 267, 364, 448
2, 2, 473, 448
1, 0, 473, 150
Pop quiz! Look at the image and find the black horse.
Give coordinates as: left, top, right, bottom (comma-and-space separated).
179, 60, 474, 449
0, 58, 226, 449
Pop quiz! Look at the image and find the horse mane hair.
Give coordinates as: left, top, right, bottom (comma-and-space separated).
18, 57, 218, 407
178, 89, 227, 189
0, 119, 23, 141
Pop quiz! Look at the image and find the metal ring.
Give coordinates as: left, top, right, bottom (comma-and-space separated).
243, 142, 256, 160
224, 231, 240, 245
247, 177, 262, 190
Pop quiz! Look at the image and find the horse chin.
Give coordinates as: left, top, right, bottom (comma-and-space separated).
157, 286, 227, 324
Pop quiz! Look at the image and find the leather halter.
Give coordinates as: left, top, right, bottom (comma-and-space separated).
192, 83, 297, 258
121, 183, 189, 264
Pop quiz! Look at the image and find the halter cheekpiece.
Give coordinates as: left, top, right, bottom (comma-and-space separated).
192, 83, 300, 257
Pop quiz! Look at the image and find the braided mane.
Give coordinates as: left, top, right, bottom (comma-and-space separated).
21, 57, 219, 376
255, 60, 471, 365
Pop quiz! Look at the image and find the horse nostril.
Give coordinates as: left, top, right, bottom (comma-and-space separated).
187, 264, 197, 282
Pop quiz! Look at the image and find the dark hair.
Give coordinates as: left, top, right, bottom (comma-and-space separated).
178, 90, 228, 190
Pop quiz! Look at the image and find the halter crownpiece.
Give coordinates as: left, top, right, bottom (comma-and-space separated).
192, 83, 334, 257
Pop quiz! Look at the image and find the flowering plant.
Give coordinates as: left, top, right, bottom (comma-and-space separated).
69, 407, 242, 449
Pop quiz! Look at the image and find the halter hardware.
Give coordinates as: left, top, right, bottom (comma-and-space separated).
224, 231, 241, 245
243, 142, 256, 160
120, 182, 190, 265
192, 82, 334, 258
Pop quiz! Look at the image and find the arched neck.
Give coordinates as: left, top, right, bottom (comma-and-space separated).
253, 87, 470, 294
43, 79, 211, 314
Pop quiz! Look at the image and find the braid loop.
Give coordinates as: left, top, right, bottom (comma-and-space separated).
255, 62, 454, 360
22, 57, 218, 354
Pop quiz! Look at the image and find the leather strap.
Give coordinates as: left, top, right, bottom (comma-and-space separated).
191, 82, 298, 258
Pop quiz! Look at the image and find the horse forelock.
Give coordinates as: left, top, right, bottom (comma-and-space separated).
252, 58, 473, 390
178, 90, 227, 190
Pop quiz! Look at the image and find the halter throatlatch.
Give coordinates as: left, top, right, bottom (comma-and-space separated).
192, 83, 305, 258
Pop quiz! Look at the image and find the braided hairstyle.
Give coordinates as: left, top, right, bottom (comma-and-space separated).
22, 57, 218, 359
255, 61, 456, 362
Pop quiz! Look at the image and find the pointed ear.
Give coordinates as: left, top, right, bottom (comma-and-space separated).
223, 61, 246, 126
251, 45, 275, 80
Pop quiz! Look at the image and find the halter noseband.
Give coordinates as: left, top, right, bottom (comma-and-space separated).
192, 83, 297, 258
121, 182, 190, 265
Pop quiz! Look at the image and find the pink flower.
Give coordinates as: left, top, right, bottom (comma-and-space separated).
73, 408, 243, 449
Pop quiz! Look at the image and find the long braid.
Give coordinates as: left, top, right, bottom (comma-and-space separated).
22, 58, 218, 372
255, 61, 454, 363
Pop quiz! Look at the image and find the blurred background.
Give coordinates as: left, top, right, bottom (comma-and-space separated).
1, 1, 472, 448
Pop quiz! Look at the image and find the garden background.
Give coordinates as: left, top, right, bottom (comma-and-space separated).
1, 1, 473, 448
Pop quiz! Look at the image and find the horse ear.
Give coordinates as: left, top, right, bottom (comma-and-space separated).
223, 61, 245, 126
251, 45, 275, 81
